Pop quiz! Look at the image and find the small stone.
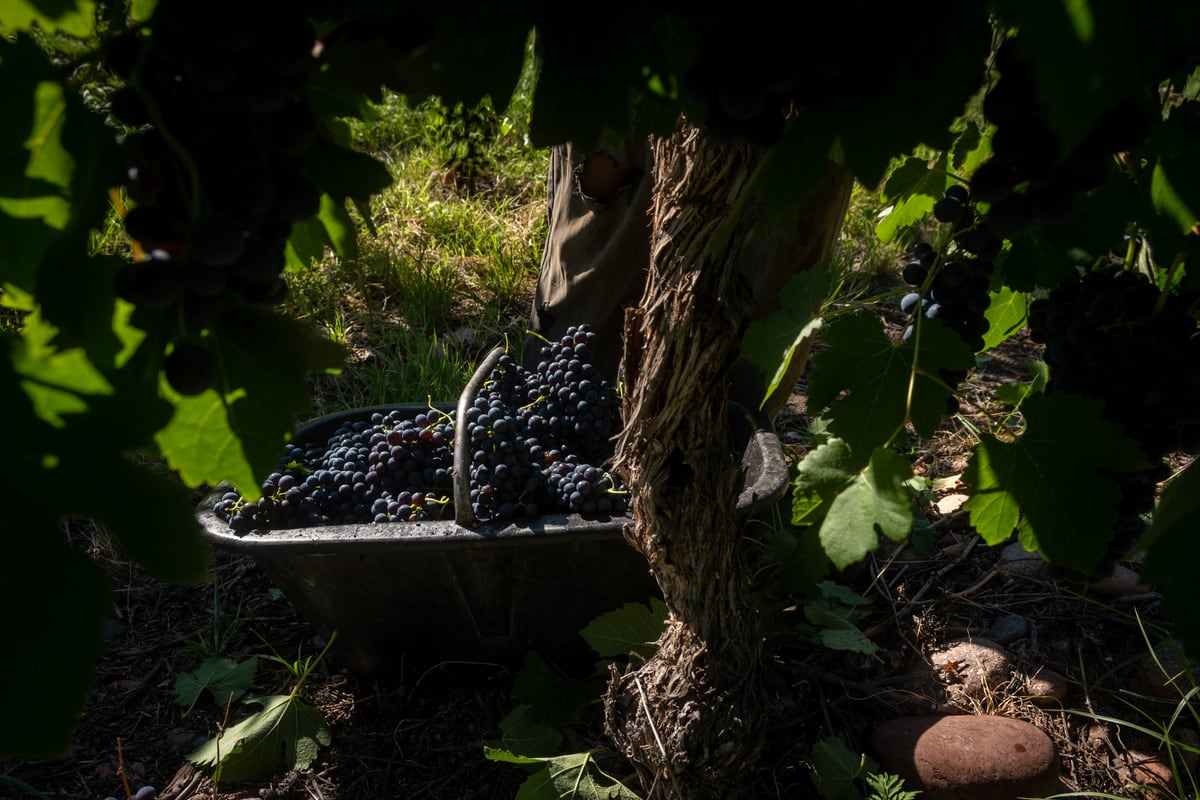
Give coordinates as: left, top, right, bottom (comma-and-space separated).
871, 714, 1061, 800
1119, 750, 1173, 792
1136, 642, 1197, 699
986, 613, 1029, 645
1086, 564, 1152, 597
999, 542, 1049, 579
1021, 667, 1069, 706
929, 638, 1013, 700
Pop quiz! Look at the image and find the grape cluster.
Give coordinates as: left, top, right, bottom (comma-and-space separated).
1028, 268, 1200, 563
465, 326, 626, 520
213, 325, 628, 532
972, 38, 1153, 240
900, 194, 999, 342
897, 188, 1005, 414
105, 0, 322, 395
216, 408, 456, 531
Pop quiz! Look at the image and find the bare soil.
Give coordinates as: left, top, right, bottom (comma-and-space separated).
5, 305, 1193, 800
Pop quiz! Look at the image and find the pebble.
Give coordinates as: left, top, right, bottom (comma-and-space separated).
985, 613, 1029, 645
1021, 667, 1069, 706
1085, 564, 1152, 597
929, 638, 1013, 700
1119, 750, 1174, 792
871, 714, 1061, 800
1136, 641, 1197, 699
998, 542, 1050, 579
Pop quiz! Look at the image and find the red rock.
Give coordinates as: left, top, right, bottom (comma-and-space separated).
870, 714, 1061, 800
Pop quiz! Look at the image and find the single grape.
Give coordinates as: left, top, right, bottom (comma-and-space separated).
164, 341, 218, 396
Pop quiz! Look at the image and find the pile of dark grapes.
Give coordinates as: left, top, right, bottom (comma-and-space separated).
105, 0, 323, 395
971, 37, 1153, 241
213, 325, 629, 532
216, 408, 457, 531
465, 326, 626, 520
1028, 268, 1200, 565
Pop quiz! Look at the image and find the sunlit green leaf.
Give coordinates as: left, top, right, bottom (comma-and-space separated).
818, 447, 914, 570
155, 389, 260, 498
528, 752, 641, 800
950, 119, 991, 174
0, 0, 97, 37
188, 694, 331, 783
155, 299, 345, 496
981, 286, 1027, 351
580, 598, 667, 660
874, 156, 949, 243
963, 391, 1147, 571
173, 656, 259, 712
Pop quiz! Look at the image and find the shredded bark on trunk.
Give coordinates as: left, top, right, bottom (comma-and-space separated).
604, 121, 767, 800
604, 115, 853, 797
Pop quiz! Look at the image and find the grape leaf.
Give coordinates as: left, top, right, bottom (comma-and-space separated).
760, 517, 830, 596
129, 0, 157, 21
1150, 160, 1198, 236
815, 626, 878, 656
950, 119, 991, 175
302, 137, 393, 205
511, 652, 603, 729
753, 110, 841, 230
998, 169, 1139, 292
188, 694, 331, 783
875, 156, 947, 243
490, 704, 564, 759
509, 752, 641, 800
829, 4, 992, 188
805, 583, 877, 654
993, 361, 1049, 408
981, 285, 1027, 351
387, 8, 533, 112
284, 194, 358, 271
173, 656, 259, 714
809, 737, 877, 800
1141, 462, 1200, 660
1146, 105, 1200, 237
154, 389, 259, 498
815, 580, 874, 623
991, 1, 1200, 154
484, 749, 641, 800
0, 528, 111, 759
156, 299, 345, 497
0, 0, 96, 37
962, 391, 1148, 572
739, 262, 829, 408
579, 598, 667, 660
70, 454, 212, 584
792, 437, 856, 526
818, 446, 914, 570
806, 313, 974, 465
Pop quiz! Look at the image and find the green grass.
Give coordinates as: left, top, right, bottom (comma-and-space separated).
282, 75, 549, 418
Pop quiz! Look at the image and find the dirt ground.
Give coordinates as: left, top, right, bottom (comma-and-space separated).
5, 310, 1195, 800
